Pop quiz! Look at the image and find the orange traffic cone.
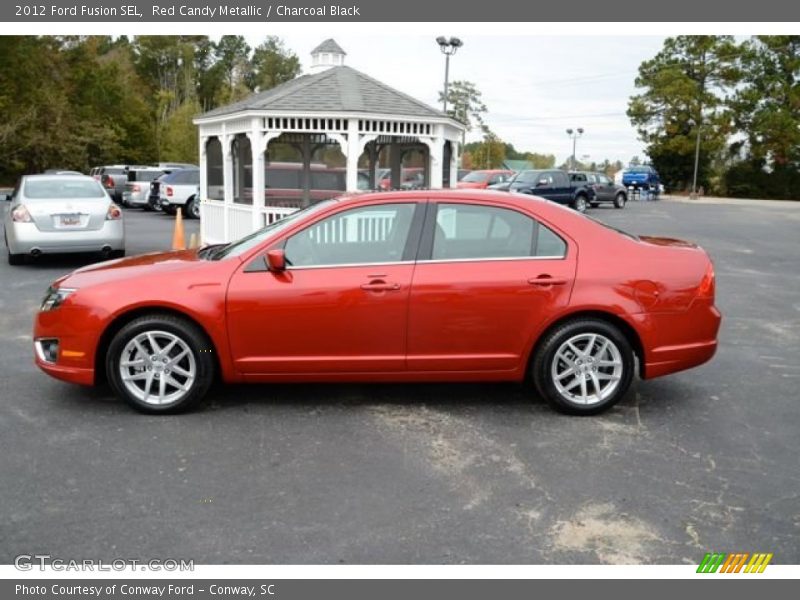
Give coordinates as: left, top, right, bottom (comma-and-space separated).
188, 232, 199, 249
171, 209, 186, 250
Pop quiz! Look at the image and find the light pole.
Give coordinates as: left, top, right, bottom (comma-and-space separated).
691, 119, 701, 199
566, 128, 584, 171
436, 36, 463, 114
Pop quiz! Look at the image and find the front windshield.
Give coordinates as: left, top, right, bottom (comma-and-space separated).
461, 171, 490, 183
513, 170, 544, 184
211, 200, 336, 260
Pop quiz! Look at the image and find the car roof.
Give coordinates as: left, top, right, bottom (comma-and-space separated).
23, 173, 96, 182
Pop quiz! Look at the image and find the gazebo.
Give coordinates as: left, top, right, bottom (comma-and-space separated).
194, 39, 467, 244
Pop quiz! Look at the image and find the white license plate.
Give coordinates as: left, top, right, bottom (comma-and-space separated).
59, 214, 81, 226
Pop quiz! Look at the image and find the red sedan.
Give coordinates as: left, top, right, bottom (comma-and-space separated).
33, 190, 721, 415
457, 169, 515, 189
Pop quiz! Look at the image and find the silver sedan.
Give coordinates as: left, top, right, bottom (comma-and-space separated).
3, 174, 125, 265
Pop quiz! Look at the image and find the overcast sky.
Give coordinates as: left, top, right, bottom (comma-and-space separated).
245, 35, 668, 165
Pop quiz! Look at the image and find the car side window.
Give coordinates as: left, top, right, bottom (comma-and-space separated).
284, 203, 416, 267
552, 172, 570, 187
432, 204, 536, 260
536, 224, 567, 258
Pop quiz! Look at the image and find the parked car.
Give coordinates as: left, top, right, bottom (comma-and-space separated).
93, 165, 129, 202
457, 169, 515, 189
457, 169, 472, 181
379, 168, 425, 191
491, 169, 595, 212
122, 167, 167, 208
3, 174, 124, 265
158, 168, 201, 218
43, 169, 83, 176
571, 171, 627, 209
32, 189, 720, 416
622, 165, 660, 191
155, 162, 198, 170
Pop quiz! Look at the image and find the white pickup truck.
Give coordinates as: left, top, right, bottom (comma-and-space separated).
157, 168, 201, 218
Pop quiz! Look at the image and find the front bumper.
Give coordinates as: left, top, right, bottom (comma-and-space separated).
7, 220, 124, 255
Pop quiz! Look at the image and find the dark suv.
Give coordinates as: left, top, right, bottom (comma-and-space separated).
570, 171, 627, 209
490, 169, 595, 213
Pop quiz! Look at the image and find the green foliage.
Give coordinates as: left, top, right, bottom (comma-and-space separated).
439, 80, 487, 133
0, 35, 301, 184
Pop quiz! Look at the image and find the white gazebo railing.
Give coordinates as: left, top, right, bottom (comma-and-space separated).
201, 200, 298, 245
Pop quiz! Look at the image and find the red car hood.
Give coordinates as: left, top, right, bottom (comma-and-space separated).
55, 249, 219, 288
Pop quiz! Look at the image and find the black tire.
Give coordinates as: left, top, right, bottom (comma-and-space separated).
106, 314, 215, 414
110, 249, 125, 259
7, 250, 24, 265
572, 194, 588, 213
531, 318, 635, 415
163, 205, 177, 216
184, 197, 200, 219
142, 202, 153, 212
589, 202, 599, 208
614, 192, 627, 209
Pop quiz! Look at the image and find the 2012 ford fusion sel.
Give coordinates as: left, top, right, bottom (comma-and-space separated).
33, 190, 721, 415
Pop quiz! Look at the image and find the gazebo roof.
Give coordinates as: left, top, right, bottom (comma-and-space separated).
311, 39, 347, 55
198, 66, 450, 121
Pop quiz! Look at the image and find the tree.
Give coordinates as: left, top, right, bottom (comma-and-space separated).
438, 80, 487, 134
627, 36, 741, 191
249, 36, 302, 92
214, 35, 251, 103
470, 133, 506, 169
525, 152, 556, 169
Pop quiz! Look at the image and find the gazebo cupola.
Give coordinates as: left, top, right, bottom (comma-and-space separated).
310, 38, 347, 73
194, 39, 467, 244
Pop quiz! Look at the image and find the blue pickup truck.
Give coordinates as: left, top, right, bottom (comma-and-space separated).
622, 165, 660, 192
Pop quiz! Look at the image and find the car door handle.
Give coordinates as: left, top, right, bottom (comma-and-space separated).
528, 276, 568, 286
361, 282, 401, 291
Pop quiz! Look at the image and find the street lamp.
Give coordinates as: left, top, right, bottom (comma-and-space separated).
689, 118, 701, 199
566, 128, 584, 171
436, 36, 463, 114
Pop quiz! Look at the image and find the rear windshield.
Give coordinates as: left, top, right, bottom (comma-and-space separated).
461, 171, 490, 183
102, 168, 125, 175
128, 170, 165, 182
24, 178, 106, 199
514, 170, 545, 184
583, 213, 638, 241
627, 167, 652, 174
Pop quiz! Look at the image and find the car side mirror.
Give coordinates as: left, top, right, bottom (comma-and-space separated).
265, 249, 286, 272
2, 193, 11, 202
536, 179, 549, 187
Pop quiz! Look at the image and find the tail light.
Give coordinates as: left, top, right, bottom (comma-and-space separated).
132, 185, 140, 193
697, 262, 715, 299
166, 186, 173, 197
104, 176, 115, 188
106, 203, 122, 220
11, 204, 32, 223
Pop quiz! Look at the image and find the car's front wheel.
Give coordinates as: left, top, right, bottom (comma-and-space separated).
532, 319, 635, 415
106, 314, 215, 414
614, 192, 627, 209
573, 195, 588, 213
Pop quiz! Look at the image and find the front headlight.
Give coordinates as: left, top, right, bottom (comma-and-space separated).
40, 286, 77, 311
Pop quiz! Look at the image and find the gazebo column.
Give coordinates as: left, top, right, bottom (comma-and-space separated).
449, 141, 459, 188
198, 135, 209, 242
249, 122, 264, 231
345, 119, 360, 192
368, 143, 379, 189
223, 134, 234, 241
419, 135, 444, 189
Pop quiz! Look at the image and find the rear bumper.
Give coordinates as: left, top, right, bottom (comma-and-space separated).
639, 302, 722, 379
6, 221, 124, 254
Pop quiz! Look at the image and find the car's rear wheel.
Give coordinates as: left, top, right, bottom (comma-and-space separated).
163, 205, 177, 216
532, 319, 634, 415
7, 250, 24, 265
573, 195, 588, 213
614, 192, 627, 209
184, 197, 200, 219
590, 202, 599, 208
106, 314, 215, 414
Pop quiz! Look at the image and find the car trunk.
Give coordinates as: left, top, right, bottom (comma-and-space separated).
27, 199, 109, 232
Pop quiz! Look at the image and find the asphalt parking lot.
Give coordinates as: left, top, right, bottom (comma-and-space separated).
1, 198, 798, 565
